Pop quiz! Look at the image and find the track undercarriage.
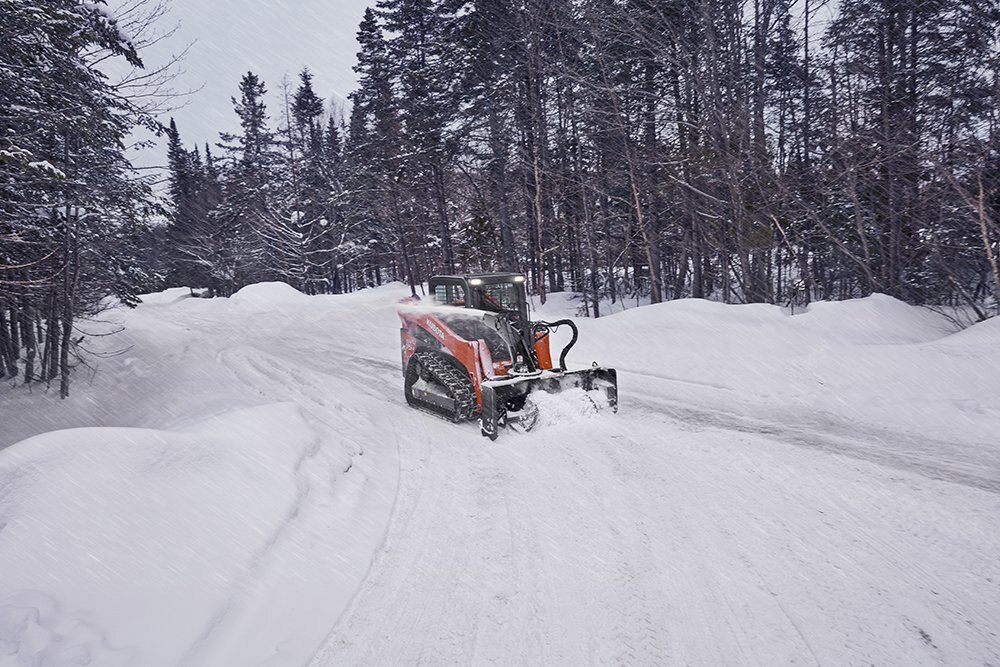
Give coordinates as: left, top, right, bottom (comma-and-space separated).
404, 350, 478, 423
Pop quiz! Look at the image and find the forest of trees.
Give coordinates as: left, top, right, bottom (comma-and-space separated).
1, 0, 161, 396
3, 0, 1000, 396
163, 0, 1000, 319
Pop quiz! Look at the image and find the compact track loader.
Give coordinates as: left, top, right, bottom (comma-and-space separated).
398, 273, 618, 439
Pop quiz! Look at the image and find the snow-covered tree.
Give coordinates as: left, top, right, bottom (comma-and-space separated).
1, 0, 157, 395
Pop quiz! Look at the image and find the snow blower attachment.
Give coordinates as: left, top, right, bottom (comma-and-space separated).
398, 273, 618, 440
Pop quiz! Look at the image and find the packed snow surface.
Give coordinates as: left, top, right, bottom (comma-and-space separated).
1, 285, 998, 666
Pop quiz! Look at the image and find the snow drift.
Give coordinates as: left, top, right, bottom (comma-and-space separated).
0, 404, 316, 665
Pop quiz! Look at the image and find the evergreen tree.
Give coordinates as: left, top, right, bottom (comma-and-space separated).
345, 7, 410, 291
213, 71, 283, 293
291, 70, 332, 293
378, 0, 461, 274
1, 0, 156, 395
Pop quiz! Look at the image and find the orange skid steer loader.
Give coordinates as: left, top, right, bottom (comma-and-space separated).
398, 273, 618, 439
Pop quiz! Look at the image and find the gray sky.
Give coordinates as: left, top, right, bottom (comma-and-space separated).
126, 0, 372, 170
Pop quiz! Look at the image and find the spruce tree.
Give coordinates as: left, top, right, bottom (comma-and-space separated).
1, 0, 156, 395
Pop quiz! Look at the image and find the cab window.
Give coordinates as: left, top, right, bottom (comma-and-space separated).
434, 284, 466, 306
478, 282, 519, 312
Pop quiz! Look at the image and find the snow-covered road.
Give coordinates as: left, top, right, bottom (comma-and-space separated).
2, 284, 999, 665
312, 378, 1000, 666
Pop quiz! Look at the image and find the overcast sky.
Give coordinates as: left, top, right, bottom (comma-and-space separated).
125, 0, 372, 171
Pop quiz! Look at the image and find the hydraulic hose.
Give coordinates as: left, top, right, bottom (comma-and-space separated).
538, 319, 578, 371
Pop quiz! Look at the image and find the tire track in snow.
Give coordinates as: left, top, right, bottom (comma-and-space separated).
585, 421, 998, 665
313, 417, 801, 664
576, 440, 670, 666
218, 346, 380, 457
308, 397, 1000, 665
309, 413, 485, 665
626, 387, 1000, 494
180, 416, 322, 665
592, 431, 762, 666
188, 337, 406, 664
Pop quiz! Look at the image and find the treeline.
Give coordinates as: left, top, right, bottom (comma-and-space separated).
164, 0, 1000, 318
1, 0, 157, 395
163, 70, 350, 296
4, 0, 997, 397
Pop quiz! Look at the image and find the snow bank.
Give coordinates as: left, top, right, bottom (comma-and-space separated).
794, 293, 955, 344
544, 292, 998, 480
230, 281, 310, 310
930, 312, 1000, 350
0, 404, 317, 666
136, 287, 194, 306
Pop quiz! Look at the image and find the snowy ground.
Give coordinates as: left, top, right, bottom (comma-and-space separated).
1, 284, 998, 666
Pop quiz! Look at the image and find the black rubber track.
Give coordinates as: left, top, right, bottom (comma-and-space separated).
404, 350, 478, 423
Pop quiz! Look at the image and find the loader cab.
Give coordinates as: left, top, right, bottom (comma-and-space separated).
429, 273, 536, 370
429, 274, 530, 324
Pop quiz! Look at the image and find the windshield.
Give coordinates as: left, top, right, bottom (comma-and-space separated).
475, 282, 520, 313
